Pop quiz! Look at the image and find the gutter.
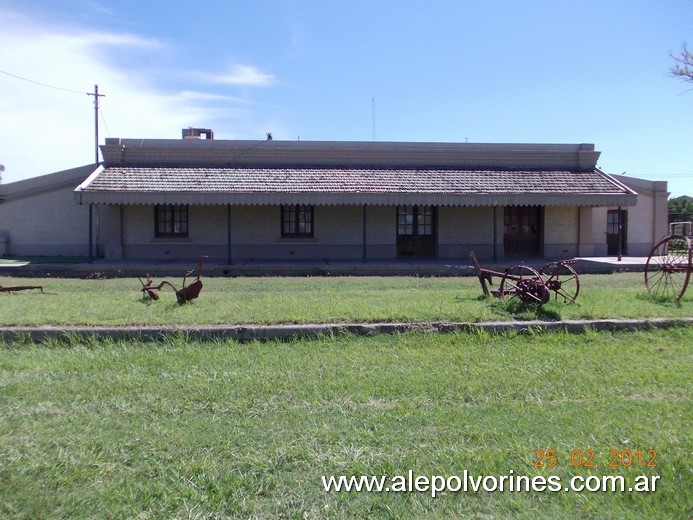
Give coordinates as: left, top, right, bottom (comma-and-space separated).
74, 165, 105, 204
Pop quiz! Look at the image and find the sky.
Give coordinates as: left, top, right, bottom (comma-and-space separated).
1, 1, 692, 197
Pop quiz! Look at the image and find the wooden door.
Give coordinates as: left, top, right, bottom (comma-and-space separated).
607, 209, 628, 255
397, 205, 437, 258
504, 206, 541, 257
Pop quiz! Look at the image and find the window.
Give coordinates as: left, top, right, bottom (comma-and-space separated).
504, 206, 538, 237
397, 205, 434, 236
396, 205, 437, 258
397, 205, 414, 235
155, 204, 188, 237
281, 204, 314, 238
607, 210, 621, 235
417, 205, 434, 235
503, 206, 541, 257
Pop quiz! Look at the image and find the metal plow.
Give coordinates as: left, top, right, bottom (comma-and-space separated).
138, 256, 207, 304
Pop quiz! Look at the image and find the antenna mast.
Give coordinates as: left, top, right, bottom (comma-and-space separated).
371, 97, 376, 141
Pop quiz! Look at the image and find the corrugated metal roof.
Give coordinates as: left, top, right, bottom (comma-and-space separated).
74, 166, 637, 207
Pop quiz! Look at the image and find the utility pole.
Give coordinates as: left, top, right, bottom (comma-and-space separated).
86, 84, 105, 262
87, 84, 105, 164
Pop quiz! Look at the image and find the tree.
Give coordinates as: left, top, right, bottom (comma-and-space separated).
670, 43, 693, 84
668, 196, 693, 223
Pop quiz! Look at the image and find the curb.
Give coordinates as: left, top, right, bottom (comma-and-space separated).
1, 318, 691, 343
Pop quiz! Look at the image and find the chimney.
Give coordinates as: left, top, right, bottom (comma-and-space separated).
182, 127, 214, 140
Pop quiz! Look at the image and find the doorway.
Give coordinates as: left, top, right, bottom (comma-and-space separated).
607, 209, 628, 255
396, 205, 437, 258
504, 206, 542, 257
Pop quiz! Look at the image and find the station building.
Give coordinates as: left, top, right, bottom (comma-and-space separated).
1, 130, 669, 263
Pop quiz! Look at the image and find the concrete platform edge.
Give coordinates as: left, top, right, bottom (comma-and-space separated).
2, 318, 691, 343
0, 256, 653, 278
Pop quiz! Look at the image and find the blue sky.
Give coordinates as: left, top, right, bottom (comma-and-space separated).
1, 0, 691, 197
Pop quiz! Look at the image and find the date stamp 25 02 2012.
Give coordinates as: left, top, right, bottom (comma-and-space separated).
533, 449, 658, 469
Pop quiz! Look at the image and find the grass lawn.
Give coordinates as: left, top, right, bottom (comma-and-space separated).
1, 328, 691, 518
0, 272, 691, 326
1, 272, 691, 517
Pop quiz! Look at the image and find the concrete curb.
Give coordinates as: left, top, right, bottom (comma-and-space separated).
1, 318, 691, 343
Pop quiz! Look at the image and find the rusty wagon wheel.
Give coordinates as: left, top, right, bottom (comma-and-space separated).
644, 235, 692, 303
499, 265, 550, 305
540, 262, 580, 303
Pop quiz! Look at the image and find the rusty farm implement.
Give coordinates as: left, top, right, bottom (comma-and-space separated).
0, 282, 43, 294
468, 251, 580, 306
644, 222, 692, 304
138, 256, 207, 304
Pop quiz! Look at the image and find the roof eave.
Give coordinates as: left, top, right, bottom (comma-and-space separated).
74, 191, 638, 207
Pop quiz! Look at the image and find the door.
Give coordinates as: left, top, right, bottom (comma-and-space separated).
607, 209, 627, 255
504, 206, 541, 257
397, 205, 436, 258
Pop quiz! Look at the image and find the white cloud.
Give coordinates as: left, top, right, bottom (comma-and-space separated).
0, 8, 279, 183
171, 90, 245, 103
200, 65, 277, 87
68, 31, 165, 50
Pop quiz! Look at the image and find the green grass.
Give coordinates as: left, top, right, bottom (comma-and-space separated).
0, 272, 691, 326
1, 328, 691, 518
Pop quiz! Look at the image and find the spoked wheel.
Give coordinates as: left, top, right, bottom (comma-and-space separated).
499, 265, 550, 305
540, 262, 580, 303
644, 235, 692, 303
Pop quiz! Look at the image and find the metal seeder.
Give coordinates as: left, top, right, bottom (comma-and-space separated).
468, 251, 580, 306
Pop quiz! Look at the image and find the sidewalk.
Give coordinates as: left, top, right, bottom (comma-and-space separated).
0, 256, 651, 278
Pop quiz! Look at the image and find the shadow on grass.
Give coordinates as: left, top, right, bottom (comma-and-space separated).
490, 298, 562, 321
636, 291, 687, 308
456, 293, 564, 320
454, 294, 492, 303
137, 293, 202, 309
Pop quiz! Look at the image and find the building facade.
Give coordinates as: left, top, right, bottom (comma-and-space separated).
1, 134, 669, 262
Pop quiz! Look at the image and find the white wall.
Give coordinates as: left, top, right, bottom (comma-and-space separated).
589, 176, 668, 257
438, 206, 499, 258
0, 165, 95, 257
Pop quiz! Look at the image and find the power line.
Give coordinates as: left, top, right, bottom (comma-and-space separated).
639, 173, 692, 178
100, 106, 112, 138
1, 70, 105, 164
0, 69, 90, 95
